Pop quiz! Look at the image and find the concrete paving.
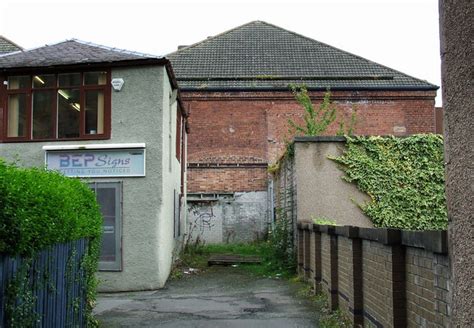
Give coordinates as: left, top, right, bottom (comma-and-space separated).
95, 266, 319, 327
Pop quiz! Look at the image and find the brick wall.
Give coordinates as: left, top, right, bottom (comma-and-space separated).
362, 240, 402, 327
187, 166, 267, 192
298, 223, 451, 327
406, 248, 451, 327
183, 90, 436, 181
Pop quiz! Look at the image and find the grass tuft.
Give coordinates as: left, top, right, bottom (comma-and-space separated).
172, 242, 295, 280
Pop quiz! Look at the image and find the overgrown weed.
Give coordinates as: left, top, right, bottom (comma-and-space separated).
291, 279, 351, 328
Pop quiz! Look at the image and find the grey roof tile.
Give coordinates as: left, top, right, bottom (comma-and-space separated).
168, 21, 437, 91
0, 39, 160, 69
0, 36, 22, 54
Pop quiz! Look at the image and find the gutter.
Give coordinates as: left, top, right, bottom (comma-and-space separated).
178, 85, 439, 92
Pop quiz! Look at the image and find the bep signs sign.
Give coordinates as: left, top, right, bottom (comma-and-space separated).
46, 148, 145, 177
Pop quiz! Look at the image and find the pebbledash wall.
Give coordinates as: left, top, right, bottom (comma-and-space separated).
0, 66, 186, 291
272, 136, 375, 244
297, 223, 451, 327
184, 90, 435, 243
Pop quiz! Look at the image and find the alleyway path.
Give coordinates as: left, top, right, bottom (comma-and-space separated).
95, 266, 319, 327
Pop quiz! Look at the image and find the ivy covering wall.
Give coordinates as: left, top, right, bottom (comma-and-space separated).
0, 159, 103, 326
333, 135, 447, 230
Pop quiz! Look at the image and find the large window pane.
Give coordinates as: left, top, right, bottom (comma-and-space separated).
58, 73, 81, 87
8, 76, 30, 89
85, 90, 104, 135
32, 91, 54, 139
98, 187, 117, 263
7, 94, 28, 137
58, 89, 80, 138
89, 183, 122, 271
33, 74, 55, 88
84, 72, 107, 85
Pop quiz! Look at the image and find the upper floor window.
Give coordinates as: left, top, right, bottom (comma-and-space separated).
4, 71, 110, 141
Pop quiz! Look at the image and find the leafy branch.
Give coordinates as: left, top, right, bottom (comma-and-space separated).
288, 84, 356, 137
288, 85, 336, 136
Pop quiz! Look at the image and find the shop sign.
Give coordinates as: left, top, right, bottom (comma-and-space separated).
46, 148, 145, 177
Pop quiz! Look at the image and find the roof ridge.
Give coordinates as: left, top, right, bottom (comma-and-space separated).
167, 20, 264, 56
70, 39, 161, 58
0, 50, 22, 58
2, 39, 161, 59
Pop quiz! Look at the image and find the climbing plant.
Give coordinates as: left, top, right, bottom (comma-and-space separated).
287, 84, 356, 138
288, 85, 337, 136
332, 135, 447, 230
277, 84, 356, 163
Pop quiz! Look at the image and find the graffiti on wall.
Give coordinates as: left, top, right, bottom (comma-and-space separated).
190, 204, 216, 232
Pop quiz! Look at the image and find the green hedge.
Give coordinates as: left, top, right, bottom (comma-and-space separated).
333, 135, 447, 230
0, 159, 102, 326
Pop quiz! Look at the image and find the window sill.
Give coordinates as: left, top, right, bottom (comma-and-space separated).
1, 135, 111, 143
42, 143, 146, 150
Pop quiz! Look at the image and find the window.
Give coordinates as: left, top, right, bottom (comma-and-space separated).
4, 71, 110, 141
89, 182, 122, 271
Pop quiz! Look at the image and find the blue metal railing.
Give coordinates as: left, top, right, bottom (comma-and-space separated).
0, 239, 89, 327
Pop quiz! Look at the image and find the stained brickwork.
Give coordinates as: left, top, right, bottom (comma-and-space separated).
297, 223, 451, 328
187, 167, 267, 192
183, 90, 436, 193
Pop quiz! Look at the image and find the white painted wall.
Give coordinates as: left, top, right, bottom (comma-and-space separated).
0, 65, 185, 291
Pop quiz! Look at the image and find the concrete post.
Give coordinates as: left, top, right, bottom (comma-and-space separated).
297, 223, 304, 276
328, 227, 339, 311
439, 1, 474, 325
303, 224, 311, 281
312, 225, 322, 294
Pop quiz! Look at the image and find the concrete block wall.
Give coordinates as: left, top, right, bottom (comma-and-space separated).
187, 191, 268, 244
298, 223, 451, 327
406, 248, 451, 327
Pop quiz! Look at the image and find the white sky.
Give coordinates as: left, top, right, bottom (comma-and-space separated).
0, 0, 441, 104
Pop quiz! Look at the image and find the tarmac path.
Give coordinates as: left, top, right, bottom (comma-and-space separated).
95, 266, 319, 327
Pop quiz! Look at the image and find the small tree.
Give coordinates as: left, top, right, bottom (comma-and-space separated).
288, 84, 356, 137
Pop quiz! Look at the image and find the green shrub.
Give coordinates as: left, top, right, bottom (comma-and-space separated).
0, 159, 102, 326
332, 135, 447, 230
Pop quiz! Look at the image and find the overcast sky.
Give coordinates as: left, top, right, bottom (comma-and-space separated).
0, 0, 441, 104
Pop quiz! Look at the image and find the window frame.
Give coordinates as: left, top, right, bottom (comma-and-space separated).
1, 69, 111, 142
